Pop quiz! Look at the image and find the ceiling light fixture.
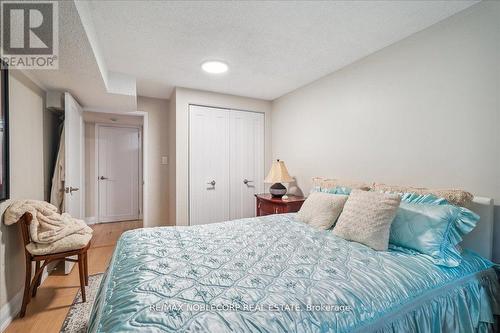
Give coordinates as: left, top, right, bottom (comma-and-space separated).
201, 60, 228, 74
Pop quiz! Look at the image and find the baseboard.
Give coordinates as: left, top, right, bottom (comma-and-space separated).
0, 264, 53, 332
64, 256, 77, 275
98, 216, 140, 223
85, 216, 98, 225
0, 289, 22, 332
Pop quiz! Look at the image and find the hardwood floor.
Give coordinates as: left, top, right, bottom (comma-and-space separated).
5, 220, 142, 333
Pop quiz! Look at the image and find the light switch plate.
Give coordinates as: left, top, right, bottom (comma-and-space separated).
161, 156, 168, 165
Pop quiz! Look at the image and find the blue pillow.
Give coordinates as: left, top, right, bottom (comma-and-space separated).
389, 193, 478, 267
311, 186, 352, 195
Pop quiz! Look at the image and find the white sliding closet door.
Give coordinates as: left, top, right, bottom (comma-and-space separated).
189, 105, 265, 225
230, 111, 265, 219
189, 105, 230, 225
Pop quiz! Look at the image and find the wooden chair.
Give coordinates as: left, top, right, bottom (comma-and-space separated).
18, 212, 90, 318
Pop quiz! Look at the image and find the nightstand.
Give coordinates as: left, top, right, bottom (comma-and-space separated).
255, 194, 306, 216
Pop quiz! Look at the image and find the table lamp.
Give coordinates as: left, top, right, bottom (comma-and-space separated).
264, 159, 294, 198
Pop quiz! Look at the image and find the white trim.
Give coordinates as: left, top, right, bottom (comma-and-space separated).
187, 104, 266, 226
82, 108, 144, 116
94, 123, 99, 224
0, 290, 22, 332
189, 103, 266, 115
83, 110, 148, 227
95, 123, 142, 223
0, 267, 52, 332
85, 216, 98, 225
138, 130, 143, 218
141, 112, 149, 227
64, 258, 76, 275
98, 216, 140, 223
81, 115, 86, 222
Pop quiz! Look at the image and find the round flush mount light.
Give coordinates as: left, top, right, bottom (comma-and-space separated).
201, 60, 228, 74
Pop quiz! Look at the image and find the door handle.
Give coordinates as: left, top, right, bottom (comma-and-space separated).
207, 180, 216, 186
99, 176, 109, 180
243, 179, 253, 185
65, 186, 79, 194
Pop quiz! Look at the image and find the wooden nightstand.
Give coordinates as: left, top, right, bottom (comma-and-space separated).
255, 194, 306, 216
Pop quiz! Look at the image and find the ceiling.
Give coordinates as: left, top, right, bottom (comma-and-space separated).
25, 0, 477, 110
24, 1, 137, 112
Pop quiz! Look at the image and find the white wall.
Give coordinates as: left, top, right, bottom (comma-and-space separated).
137, 96, 169, 227
171, 87, 272, 226
84, 122, 96, 220
0, 71, 46, 326
168, 91, 176, 226
271, 2, 500, 260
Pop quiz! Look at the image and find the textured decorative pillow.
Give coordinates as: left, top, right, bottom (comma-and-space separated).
333, 190, 401, 251
312, 177, 372, 191
297, 192, 348, 230
389, 194, 479, 267
372, 183, 473, 208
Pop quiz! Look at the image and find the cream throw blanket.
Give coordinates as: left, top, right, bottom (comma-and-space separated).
4, 200, 93, 255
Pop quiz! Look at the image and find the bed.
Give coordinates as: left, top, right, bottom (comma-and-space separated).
88, 203, 499, 333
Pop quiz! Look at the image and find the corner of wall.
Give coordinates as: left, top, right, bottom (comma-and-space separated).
168, 89, 177, 226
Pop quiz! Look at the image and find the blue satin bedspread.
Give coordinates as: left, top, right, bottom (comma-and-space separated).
88, 214, 499, 333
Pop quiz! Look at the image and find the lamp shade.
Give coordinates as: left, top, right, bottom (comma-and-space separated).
264, 160, 294, 183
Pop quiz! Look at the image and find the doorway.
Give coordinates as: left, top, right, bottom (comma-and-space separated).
97, 125, 141, 222
83, 111, 144, 224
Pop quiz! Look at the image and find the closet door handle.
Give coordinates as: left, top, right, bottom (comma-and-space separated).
243, 179, 253, 185
207, 180, 216, 186
99, 176, 109, 180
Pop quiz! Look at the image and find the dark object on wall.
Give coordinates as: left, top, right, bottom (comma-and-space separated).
0, 61, 9, 202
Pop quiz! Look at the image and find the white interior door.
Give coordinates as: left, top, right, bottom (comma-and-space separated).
98, 125, 140, 223
189, 105, 230, 225
64, 93, 84, 218
230, 111, 265, 219
63, 93, 84, 274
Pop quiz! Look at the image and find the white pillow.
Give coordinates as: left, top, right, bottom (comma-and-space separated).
333, 189, 401, 251
297, 192, 348, 229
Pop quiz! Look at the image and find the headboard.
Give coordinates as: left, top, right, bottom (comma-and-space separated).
462, 196, 494, 260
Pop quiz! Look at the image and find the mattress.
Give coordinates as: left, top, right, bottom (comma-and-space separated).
88, 214, 499, 332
